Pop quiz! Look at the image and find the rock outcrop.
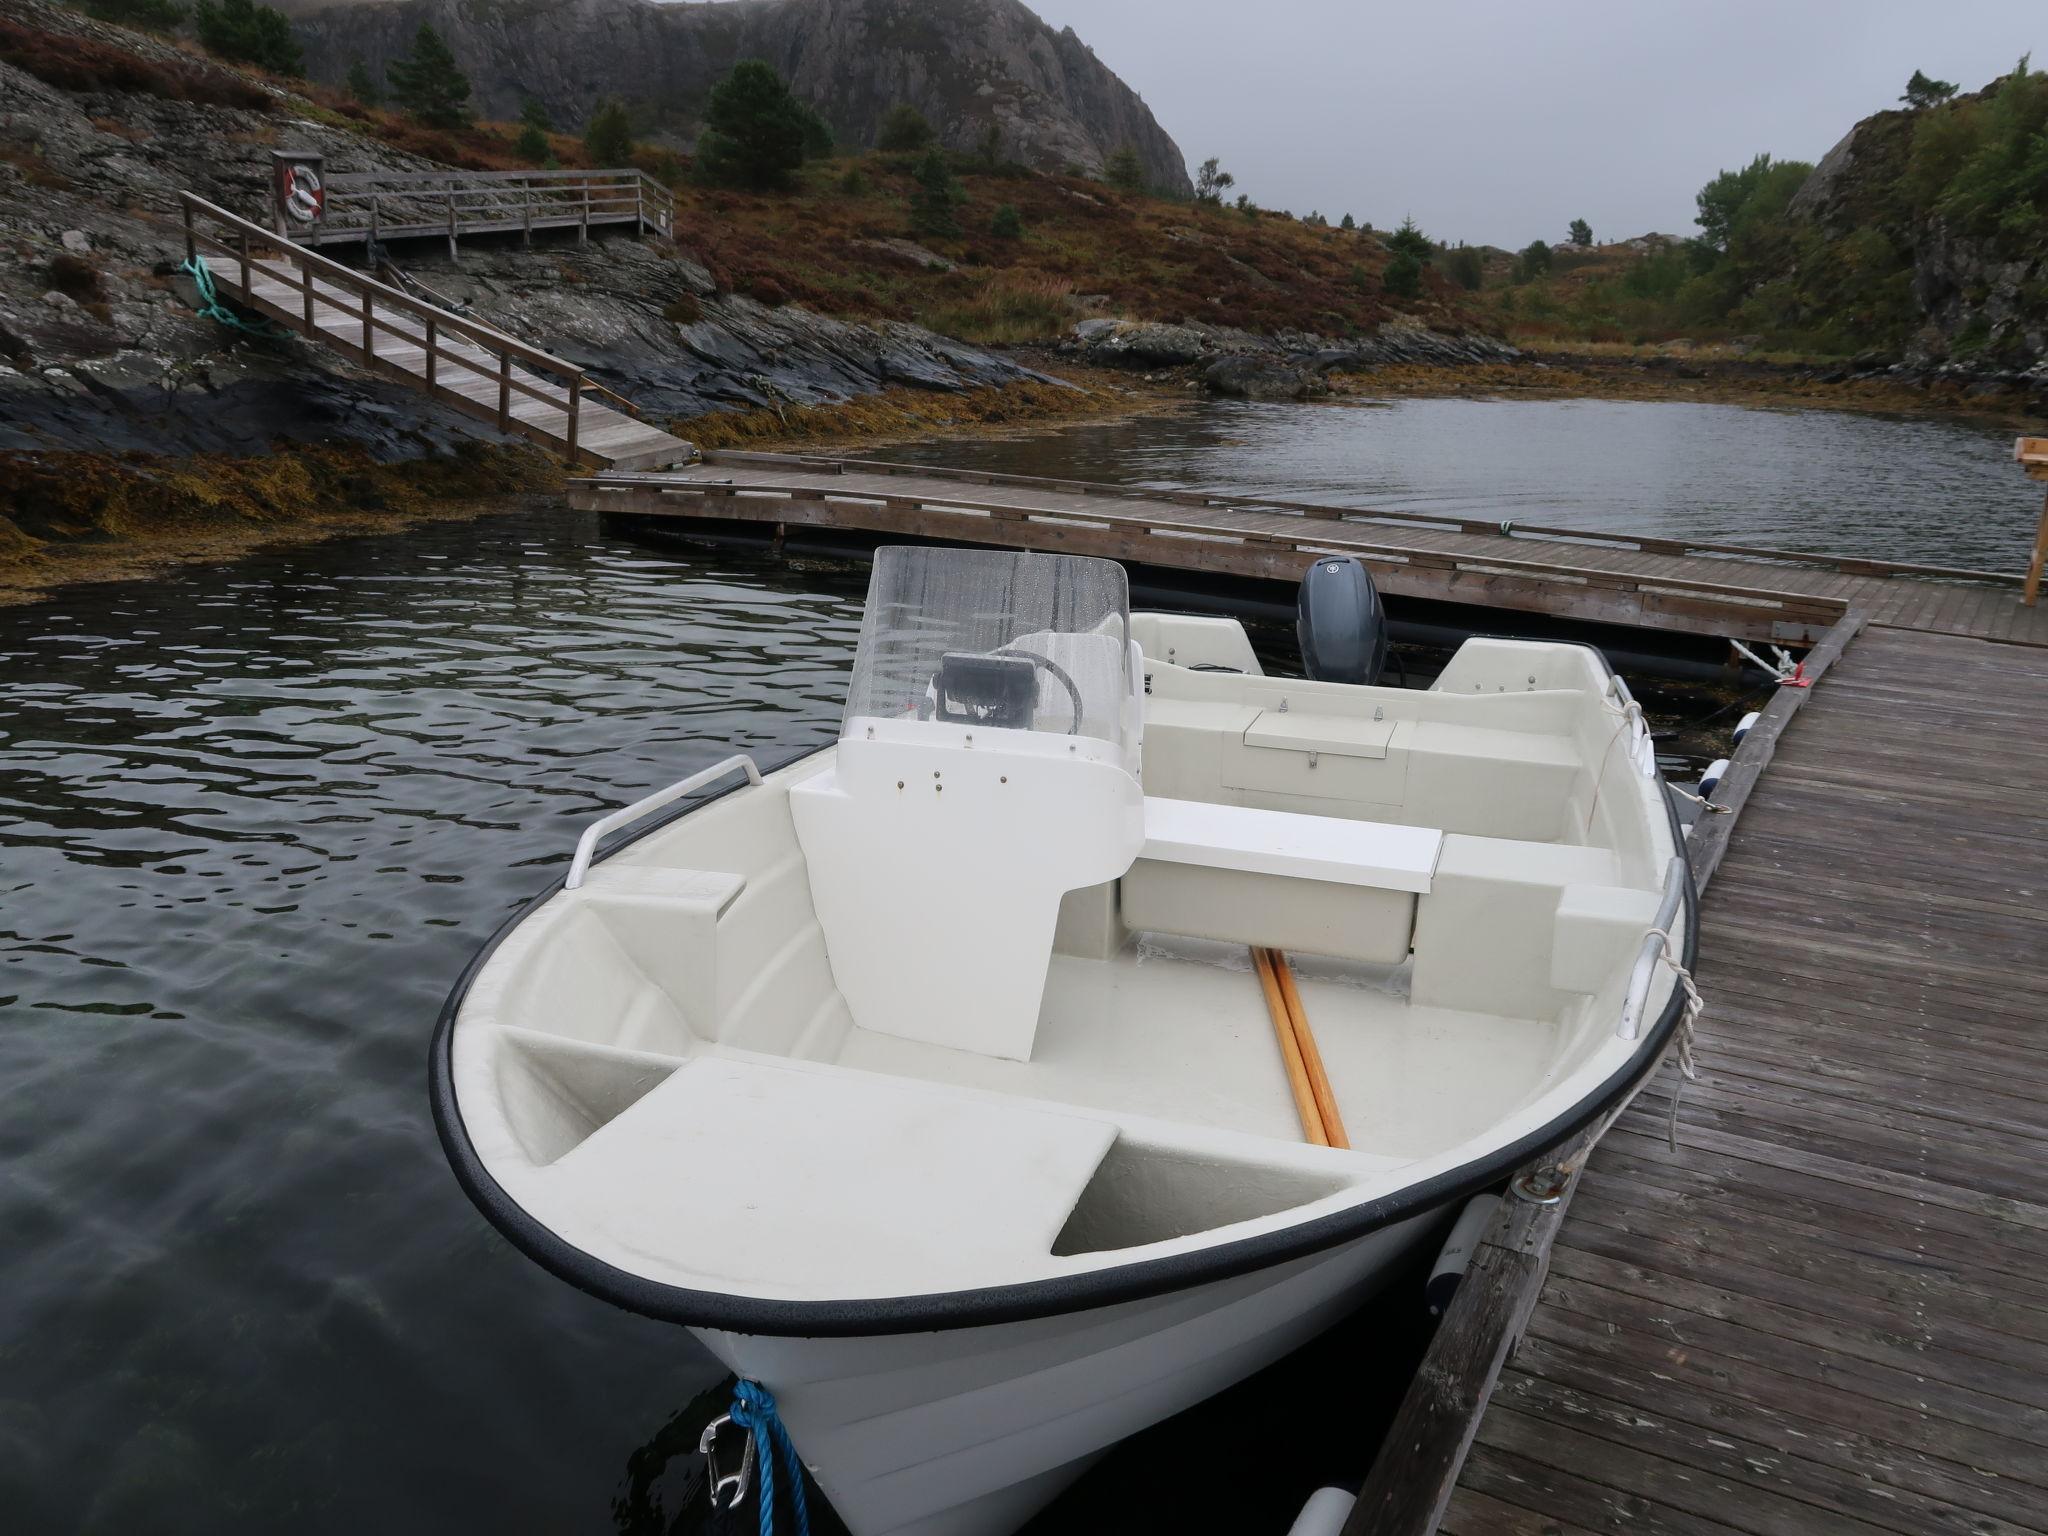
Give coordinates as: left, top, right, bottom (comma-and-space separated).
1785, 87, 2047, 369
0, 0, 1040, 456
293, 0, 1192, 195
1067, 317, 1520, 392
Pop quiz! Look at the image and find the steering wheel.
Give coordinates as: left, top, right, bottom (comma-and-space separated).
997, 648, 1084, 734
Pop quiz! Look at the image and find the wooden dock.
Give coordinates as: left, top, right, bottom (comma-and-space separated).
179, 193, 694, 471
1351, 619, 2048, 1535
294, 167, 674, 253
574, 454, 2048, 647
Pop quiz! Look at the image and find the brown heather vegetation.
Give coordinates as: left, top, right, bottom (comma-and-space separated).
676, 374, 1173, 452
284, 89, 1482, 343
0, 442, 562, 599
0, 16, 272, 111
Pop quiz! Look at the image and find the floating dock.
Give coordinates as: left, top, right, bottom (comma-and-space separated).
572, 454, 2048, 647
579, 452, 2048, 1535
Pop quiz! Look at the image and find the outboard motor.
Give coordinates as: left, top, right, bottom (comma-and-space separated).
1296, 555, 1389, 684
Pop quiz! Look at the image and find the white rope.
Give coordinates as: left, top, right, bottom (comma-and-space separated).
1643, 924, 1704, 1150
1730, 638, 1797, 681
1667, 783, 1732, 814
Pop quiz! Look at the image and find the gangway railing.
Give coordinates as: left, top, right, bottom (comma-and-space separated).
282, 165, 675, 253
179, 192, 597, 463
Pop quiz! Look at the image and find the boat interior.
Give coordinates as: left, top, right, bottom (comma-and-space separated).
451, 548, 1683, 1303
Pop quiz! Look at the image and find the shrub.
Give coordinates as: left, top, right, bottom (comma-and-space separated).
81, 0, 186, 29
513, 97, 549, 160
909, 146, 961, 237
583, 96, 633, 165
1383, 252, 1422, 298
0, 18, 272, 111
837, 166, 869, 196
386, 22, 469, 129
695, 59, 810, 189
877, 103, 933, 152
1339, 212, 1356, 231
47, 252, 105, 304
1193, 155, 1234, 206
799, 103, 833, 160
1567, 217, 1592, 246
991, 202, 1023, 239
1444, 246, 1484, 290
344, 56, 380, 107
192, 0, 301, 76
662, 294, 702, 325
1102, 145, 1144, 192
1515, 239, 1553, 280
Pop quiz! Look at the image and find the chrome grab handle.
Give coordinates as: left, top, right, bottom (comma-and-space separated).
564, 754, 762, 890
1617, 856, 1690, 1040
1608, 673, 1657, 778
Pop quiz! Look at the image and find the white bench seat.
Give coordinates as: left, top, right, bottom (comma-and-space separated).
1141, 796, 1443, 894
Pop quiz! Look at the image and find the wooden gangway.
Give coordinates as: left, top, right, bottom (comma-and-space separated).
1354, 622, 2048, 1536
180, 194, 693, 471
293, 167, 675, 255
573, 453, 2048, 647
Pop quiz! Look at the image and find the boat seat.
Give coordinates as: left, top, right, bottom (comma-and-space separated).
1120, 797, 1443, 965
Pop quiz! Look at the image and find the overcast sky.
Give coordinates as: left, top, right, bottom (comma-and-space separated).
1025, 0, 2048, 249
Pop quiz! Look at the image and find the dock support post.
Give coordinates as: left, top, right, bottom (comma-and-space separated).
497, 351, 511, 431
566, 377, 581, 464
361, 288, 373, 361
522, 178, 533, 247
579, 179, 589, 247
237, 228, 250, 294
182, 199, 195, 266
447, 181, 458, 262
424, 318, 437, 391
300, 253, 314, 336
2025, 490, 2048, 608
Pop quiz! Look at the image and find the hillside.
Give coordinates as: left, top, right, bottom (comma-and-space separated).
1464, 65, 2048, 377
292, 0, 1194, 196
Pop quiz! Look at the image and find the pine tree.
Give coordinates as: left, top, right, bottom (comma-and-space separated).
1901, 69, 1958, 109
344, 56, 381, 107
1567, 217, 1593, 246
1339, 212, 1357, 231
909, 147, 962, 237
1193, 156, 1234, 206
385, 23, 470, 130
1386, 215, 1433, 263
694, 60, 811, 189
1102, 145, 1144, 193
515, 98, 551, 161
877, 103, 933, 152
193, 0, 302, 76
583, 97, 634, 165
991, 203, 1023, 239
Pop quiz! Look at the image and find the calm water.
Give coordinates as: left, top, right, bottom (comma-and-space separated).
2, 396, 2009, 1533
893, 396, 2044, 571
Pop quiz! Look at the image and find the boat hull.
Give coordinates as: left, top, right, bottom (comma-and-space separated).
694, 1211, 1435, 1536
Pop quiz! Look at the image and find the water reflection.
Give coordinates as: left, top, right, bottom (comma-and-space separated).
889, 397, 2041, 571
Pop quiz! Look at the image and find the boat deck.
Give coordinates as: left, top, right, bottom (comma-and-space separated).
1366, 625, 2048, 1535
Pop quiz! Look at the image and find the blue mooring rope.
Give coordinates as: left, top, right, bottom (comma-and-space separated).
729, 1379, 811, 1536
177, 255, 286, 337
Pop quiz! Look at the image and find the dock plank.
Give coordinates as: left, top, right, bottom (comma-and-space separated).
1405, 626, 2048, 1535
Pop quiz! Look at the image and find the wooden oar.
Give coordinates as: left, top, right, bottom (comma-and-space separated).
1253, 945, 1327, 1146
1270, 949, 1350, 1150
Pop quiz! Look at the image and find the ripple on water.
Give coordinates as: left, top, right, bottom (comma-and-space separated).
0, 508, 863, 1532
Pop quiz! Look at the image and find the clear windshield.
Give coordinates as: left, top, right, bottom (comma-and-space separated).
841, 546, 1132, 750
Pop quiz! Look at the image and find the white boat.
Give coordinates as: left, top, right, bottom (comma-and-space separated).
432, 546, 1694, 1536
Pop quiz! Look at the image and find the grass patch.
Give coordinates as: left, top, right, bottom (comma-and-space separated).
917, 273, 1074, 344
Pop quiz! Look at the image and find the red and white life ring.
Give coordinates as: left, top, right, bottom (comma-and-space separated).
281, 164, 325, 225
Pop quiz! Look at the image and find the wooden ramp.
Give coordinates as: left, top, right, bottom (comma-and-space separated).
180, 193, 693, 472
574, 454, 2048, 647
1356, 624, 2048, 1536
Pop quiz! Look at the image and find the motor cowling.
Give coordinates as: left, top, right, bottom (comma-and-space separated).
1296, 556, 1388, 685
